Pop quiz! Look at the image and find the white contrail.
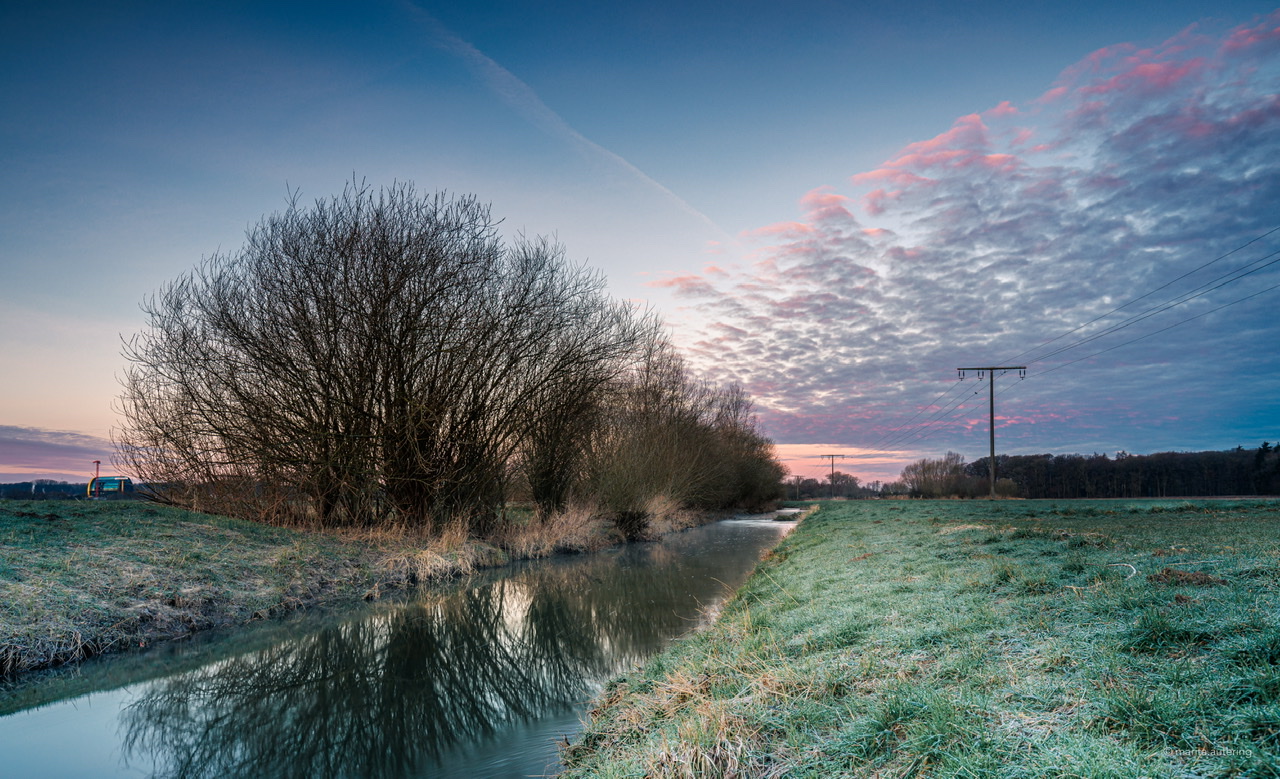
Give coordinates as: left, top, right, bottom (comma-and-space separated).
398, 1, 730, 240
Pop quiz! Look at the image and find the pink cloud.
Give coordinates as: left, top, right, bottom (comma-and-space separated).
863, 188, 893, 216
848, 113, 1005, 199
1078, 41, 1140, 74
750, 256, 780, 276
1110, 94, 1277, 149
799, 187, 850, 209
1081, 58, 1206, 96
797, 187, 858, 224
850, 168, 930, 186
1020, 177, 1068, 201
1222, 11, 1280, 53
1224, 93, 1280, 130
882, 148, 970, 169
1065, 99, 1110, 129
984, 100, 1019, 117
646, 273, 717, 297
978, 153, 1018, 170
898, 113, 989, 156
709, 322, 750, 339
746, 220, 814, 239
1037, 85, 1070, 103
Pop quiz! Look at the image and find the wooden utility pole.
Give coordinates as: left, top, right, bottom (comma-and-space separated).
817, 454, 847, 499
956, 366, 1025, 498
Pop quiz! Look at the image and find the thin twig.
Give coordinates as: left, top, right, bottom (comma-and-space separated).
1064, 583, 1103, 594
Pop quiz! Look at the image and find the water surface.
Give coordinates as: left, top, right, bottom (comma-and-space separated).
0, 516, 792, 778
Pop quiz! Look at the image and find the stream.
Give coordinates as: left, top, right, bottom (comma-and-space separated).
0, 515, 794, 778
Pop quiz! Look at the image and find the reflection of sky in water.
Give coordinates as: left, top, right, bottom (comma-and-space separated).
0, 687, 154, 777
0, 517, 792, 778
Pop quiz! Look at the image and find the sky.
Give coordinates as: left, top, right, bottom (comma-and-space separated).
1, 1, 1278, 484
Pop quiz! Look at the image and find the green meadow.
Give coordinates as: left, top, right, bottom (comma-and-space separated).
562, 499, 1280, 778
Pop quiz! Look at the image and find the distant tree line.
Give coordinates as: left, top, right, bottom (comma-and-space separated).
783, 472, 887, 500
0, 480, 84, 500
893, 443, 1280, 499
115, 182, 783, 537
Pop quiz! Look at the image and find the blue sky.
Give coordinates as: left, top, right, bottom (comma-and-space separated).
2, 1, 1278, 483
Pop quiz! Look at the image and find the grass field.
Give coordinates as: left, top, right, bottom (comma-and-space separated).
0, 500, 505, 676
562, 499, 1280, 778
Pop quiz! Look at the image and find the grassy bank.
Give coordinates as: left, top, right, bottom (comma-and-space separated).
0, 500, 500, 676
0, 498, 705, 678
562, 499, 1280, 778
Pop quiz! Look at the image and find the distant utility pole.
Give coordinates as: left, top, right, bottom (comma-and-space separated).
956, 366, 1026, 499
817, 454, 847, 500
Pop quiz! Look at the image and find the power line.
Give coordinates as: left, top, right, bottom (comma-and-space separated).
861, 371, 1025, 475
870, 374, 992, 454
1036, 279, 1280, 376
872, 370, 1023, 461
881, 391, 985, 452
870, 381, 978, 453
1003, 225, 1280, 365
861, 378, 967, 452
1022, 247, 1280, 366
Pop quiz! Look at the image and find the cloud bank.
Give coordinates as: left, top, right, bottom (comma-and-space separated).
0, 426, 115, 481
660, 12, 1280, 463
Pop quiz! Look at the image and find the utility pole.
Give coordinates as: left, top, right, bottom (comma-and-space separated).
956, 366, 1025, 498
817, 454, 847, 500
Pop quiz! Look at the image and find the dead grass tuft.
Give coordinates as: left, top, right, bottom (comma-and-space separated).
645, 495, 701, 536
377, 546, 470, 588
496, 503, 619, 559
936, 523, 990, 535
646, 707, 772, 779
1147, 567, 1227, 586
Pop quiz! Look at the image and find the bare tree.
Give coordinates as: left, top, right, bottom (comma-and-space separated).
900, 452, 977, 498
580, 340, 784, 537
116, 182, 656, 532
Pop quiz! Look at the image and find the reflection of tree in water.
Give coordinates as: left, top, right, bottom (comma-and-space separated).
120, 521, 784, 778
